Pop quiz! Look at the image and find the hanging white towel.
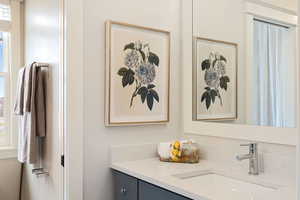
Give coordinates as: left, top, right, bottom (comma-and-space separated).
14, 67, 25, 115
14, 63, 48, 164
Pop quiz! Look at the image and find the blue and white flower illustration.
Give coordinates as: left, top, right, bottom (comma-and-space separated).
200, 52, 230, 109
117, 41, 160, 111
136, 63, 156, 85
204, 69, 219, 88
124, 50, 142, 69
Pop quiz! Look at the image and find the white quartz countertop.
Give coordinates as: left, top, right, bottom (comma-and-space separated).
111, 158, 296, 200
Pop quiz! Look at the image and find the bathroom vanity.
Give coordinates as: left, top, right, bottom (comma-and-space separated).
113, 170, 190, 200
111, 158, 295, 200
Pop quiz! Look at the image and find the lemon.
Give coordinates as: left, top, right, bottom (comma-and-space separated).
174, 141, 180, 149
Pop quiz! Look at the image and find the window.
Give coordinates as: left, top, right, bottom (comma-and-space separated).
0, 1, 21, 150
252, 19, 296, 127
0, 32, 10, 146
0, 4, 10, 21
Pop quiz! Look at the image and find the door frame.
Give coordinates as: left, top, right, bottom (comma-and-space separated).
60, 0, 84, 200
295, 0, 300, 198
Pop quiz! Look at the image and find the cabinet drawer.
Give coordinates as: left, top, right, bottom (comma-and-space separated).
139, 181, 191, 200
113, 170, 138, 200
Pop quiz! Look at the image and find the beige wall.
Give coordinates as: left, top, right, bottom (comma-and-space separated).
83, 0, 182, 199
22, 0, 60, 199
0, 158, 21, 200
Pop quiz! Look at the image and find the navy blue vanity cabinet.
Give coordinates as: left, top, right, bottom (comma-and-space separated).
113, 170, 191, 200
113, 170, 138, 200
138, 181, 191, 200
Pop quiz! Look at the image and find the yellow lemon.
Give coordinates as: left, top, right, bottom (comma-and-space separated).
174, 141, 180, 149
172, 149, 179, 156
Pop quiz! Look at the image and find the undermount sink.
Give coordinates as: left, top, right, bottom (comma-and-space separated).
173, 170, 281, 200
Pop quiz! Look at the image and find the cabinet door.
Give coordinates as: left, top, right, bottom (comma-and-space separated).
139, 181, 191, 200
113, 170, 138, 200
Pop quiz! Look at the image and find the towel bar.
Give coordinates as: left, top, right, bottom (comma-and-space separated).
32, 168, 49, 177
35, 62, 49, 67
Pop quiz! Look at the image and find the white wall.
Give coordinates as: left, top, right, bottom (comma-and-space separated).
248, 0, 297, 12
83, 0, 182, 199
22, 0, 60, 199
0, 158, 21, 200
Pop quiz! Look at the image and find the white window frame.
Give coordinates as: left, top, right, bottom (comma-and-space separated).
244, 2, 299, 143
0, 0, 21, 159
246, 16, 297, 127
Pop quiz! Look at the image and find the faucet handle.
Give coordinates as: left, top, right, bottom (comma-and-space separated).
240, 144, 250, 147
240, 143, 257, 153
240, 143, 257, 147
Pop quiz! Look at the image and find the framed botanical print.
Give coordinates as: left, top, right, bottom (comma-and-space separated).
105, 21, 170, 126
193, 37, 237, 121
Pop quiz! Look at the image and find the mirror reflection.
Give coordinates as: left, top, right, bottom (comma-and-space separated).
192, 0, 297, 128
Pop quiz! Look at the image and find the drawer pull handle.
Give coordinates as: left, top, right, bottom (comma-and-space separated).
120, 187, 127, 195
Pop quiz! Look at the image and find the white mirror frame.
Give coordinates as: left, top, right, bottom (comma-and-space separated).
182, 0, 299, 145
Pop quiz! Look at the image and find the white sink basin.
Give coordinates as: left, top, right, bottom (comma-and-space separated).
173, 170, 280, 200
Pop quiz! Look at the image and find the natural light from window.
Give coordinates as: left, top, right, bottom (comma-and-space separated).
0, 1, 21, 152
0, 4, 10, 21
0, 32, 9, 146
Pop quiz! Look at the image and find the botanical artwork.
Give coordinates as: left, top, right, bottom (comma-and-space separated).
117, 41, 160, 111
194, 37, 237, 121
105, 21, 170, 126
200, 52, 230, 109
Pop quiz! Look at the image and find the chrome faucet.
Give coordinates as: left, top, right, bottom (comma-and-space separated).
236, 143, 259, 175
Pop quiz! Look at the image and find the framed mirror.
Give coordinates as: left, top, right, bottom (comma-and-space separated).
182, 0, 298, 145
